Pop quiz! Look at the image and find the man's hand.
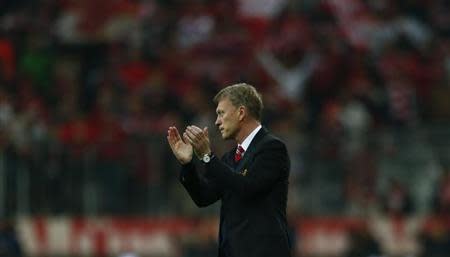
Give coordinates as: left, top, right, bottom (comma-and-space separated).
184, 125, 211, 157
167, 126, 193, 165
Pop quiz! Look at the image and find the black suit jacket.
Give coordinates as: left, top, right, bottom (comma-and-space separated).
180, 127, 291, 257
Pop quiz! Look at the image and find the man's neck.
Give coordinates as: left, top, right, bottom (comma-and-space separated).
236, 120, 261, 144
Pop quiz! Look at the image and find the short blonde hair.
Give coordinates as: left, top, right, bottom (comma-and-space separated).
213, 83, 263, 121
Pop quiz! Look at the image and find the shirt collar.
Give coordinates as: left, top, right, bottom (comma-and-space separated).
239, 124, 262, 153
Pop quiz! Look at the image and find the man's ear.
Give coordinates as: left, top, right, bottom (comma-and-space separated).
238, 106, 246, 121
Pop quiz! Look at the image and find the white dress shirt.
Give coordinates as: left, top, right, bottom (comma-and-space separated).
238, 124, 262, 156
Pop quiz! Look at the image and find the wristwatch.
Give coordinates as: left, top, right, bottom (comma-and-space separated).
201, 153, 213, 163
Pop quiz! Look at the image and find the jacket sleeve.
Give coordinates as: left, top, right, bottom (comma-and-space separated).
179, 161, 222, 207
205, 139, 289, 200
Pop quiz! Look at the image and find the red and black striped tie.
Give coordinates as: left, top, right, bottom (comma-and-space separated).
234, 145, 245, 163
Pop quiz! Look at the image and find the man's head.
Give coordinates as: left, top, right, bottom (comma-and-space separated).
213, 83, 263, 141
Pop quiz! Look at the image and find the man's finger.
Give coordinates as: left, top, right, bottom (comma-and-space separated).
184, 131, 193, 141
182, 133, 188, 142
172, 127, 182, 141
188, 125, 203, 134
186, 126, 197, 136
183, 133, 194, 145
167, 133, 173, 144
189, 126, 207, 141
167, 132, 177, 152
188, 127, 203, 139
167, 128, 176, 144
185, 129, 199, 143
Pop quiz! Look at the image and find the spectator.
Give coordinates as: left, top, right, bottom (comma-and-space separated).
419, 217, 450, 257
346, 227, 382, 257
381, 179, 415, 217
0, 220, 22, 257
432, 169, 450, 216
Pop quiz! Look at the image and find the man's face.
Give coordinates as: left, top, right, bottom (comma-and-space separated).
215, 98, 240, 140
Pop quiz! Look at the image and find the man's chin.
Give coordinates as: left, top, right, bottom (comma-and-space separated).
221, 133, 230, 140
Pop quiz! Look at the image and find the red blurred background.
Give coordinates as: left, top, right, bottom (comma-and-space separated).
0, 0, 449, 256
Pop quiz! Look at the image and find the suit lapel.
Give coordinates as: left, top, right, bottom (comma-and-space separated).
233, 127, 268, 172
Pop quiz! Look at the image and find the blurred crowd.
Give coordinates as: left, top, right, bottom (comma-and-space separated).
0, 0, 450, 257
0, 0, 449, 221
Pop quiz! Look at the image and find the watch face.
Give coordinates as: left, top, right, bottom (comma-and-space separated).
203, 155, 210, 163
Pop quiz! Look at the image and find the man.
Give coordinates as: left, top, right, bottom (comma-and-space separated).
167, 83, 291, 257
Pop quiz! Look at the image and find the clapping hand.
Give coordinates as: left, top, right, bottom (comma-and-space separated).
167, 126, 193, 164
184, 125, 211, 158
